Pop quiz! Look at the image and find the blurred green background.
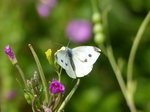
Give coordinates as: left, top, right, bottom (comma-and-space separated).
0, 0, 150, 112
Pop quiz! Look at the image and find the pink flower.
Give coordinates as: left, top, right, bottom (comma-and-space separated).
66, 20, 92, 43
37, 0, 57, 18
6, 90, 16, 100
37, 4, 51, 18
49, 79, 65, 94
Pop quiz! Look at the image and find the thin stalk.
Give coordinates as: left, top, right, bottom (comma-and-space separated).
58, 67, 62, 82
106, 45, 127, 99
28, 44, 49, 104
57, 79, 80, 112
127, 11, 150, 86
91, 0, 98, 12
15, 64, 29, 90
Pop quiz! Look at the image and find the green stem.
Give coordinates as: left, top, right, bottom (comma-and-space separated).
91, 0, 98, 12
28, 44, 49, 104
58, 67, 62, 82
106, 45, 127, 99
127, 11, 150, 86
57, 79, 80, 112
15, 64, 28, 90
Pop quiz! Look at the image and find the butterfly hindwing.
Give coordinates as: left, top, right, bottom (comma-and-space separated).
72, 55, 93, 77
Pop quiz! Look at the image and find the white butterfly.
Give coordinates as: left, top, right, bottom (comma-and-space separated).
55, 46, 101, 79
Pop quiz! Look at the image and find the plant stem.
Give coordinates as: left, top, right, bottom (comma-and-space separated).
127, 11, 150, 86
57, 79, 80, 112
28, 44, 49, 104
106, 45, 127, 99
106, 45, 137, 112
91, 0, 98, 12
125, 11, 150, 112
15, 64, 29, 90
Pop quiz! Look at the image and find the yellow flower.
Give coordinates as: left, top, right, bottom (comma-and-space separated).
45, 49, 53, 65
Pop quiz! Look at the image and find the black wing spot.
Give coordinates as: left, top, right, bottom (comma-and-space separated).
88, 54, 92, 57
84, 59, 87, 62
61, 59, 63, 63
65, 63, 68, 66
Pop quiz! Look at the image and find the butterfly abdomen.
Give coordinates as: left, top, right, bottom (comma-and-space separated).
66, 48, 76, 71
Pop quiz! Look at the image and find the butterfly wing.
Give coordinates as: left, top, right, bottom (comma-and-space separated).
72, 55, 93, 77
72, 46, 101, 77
55, 47, 76, 78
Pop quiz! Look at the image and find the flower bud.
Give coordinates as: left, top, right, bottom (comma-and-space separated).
24, 91, 33, 105
45, 49, 53, 65
34, 71, 39, 86
92, 12, 101, 23
94, 33, 105, 44
93, 23, 103, 34
4, 45, 18, 65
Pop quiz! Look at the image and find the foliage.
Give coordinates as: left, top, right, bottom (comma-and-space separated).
1, 0, 150, 112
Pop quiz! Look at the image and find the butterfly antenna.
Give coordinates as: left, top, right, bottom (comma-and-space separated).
66, 36, 72, 47
50, 41, 63, 47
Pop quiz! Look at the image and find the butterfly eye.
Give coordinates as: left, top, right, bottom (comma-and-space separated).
88, 54, 92, 57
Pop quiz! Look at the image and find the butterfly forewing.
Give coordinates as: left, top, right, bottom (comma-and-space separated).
55, 50, 69, 70
72, 46, 101, 65
55, 47, 77, 78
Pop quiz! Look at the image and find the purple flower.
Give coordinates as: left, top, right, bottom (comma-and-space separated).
4, 45, 14, 60
37, 0, 57, 18
46, 110, 52, 112
66, 20, 92, 43
49, 79, 65, 94
6, 90, 16, 100
37, 4, 51, 18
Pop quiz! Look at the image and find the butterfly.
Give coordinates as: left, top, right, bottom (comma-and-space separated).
55, 46, 101, 79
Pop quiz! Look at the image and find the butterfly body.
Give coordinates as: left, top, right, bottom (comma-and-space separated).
66, 47, 75, 71
55, 46, 101, 79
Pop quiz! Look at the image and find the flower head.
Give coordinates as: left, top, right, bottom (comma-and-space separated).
4, 45, 15, 60
66, 20, 92, 43
37, 4, 51, 18
4, 45, 18, 65
37, 0, 57, 18
49, 79, 65, 94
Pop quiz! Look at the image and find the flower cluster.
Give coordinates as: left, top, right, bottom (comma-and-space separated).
49, 79, 65, 94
